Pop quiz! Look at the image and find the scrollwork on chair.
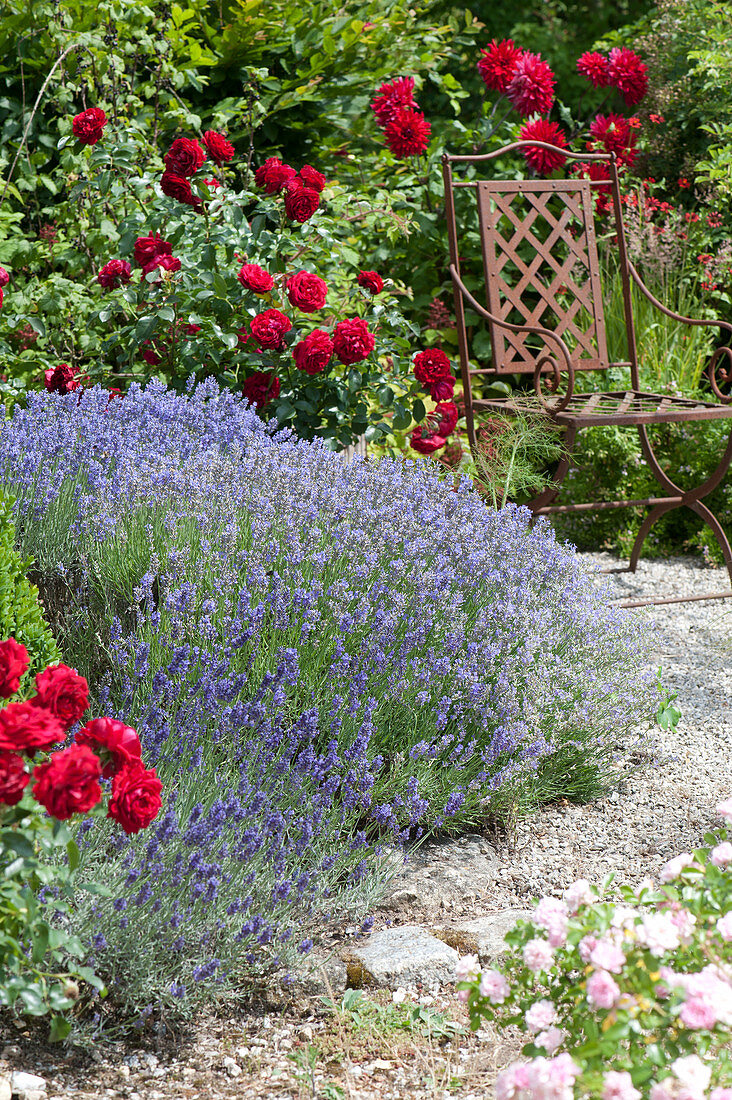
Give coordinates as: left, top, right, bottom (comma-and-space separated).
534, 353, 575, 413
708, 346, 732, 404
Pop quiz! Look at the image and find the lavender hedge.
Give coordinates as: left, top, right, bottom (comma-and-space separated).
0, 380, 656, 1020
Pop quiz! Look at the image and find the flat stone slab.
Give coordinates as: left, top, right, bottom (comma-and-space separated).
432, 908, 535, 961
343, 924, 459, 989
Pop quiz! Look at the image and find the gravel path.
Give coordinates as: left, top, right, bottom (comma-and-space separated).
379, 553, 732, 919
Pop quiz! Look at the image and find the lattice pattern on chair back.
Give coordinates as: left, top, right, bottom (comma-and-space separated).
477, 179, 609, 374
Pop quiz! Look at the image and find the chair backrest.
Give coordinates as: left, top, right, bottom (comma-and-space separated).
477, 178, 609, 373
442, 146, 638, 392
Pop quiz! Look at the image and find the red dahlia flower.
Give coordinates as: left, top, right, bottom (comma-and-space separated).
284, 180, 320, 223
588, 114, 638, 167
0, 700, 65, 754
477, 39, 523, 94
286, 271, 328, 312
160, 171, 202, 209
384, 108, 431, 158
76, 716, 142, 778
97, 258, 132, 289
0, 638, 29, 698
133, 233, 172, 268
293, 329, 334, 374
72, 107, 107, 146
0, 750, 29, 806
519, 118, 568, 175
202, 130, 234, 165
31, 663, 89, 730
506, 52, 556, 117
250, 309, 292, 349
254, 157, 297, 194
107, 760, 163, 834
357, 270, 384, 294
298, 165, 327, 193
332, 318, 375, 365
44, 363, 81, 395
33, 744, 102, 820
242, 370, 280, 409
576, 51, 610, 88
410, 425, 447, 455
370, 76, 419, 126
164, 137, 206, 177
607, 48, 648, 107
237, 264, 274, 294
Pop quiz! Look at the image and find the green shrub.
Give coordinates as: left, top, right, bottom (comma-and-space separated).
0, 490, 60, 675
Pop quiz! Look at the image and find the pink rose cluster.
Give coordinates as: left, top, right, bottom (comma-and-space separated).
0, 637, 162, 835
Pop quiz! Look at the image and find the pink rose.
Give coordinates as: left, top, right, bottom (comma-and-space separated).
525, 999, 556, 1033
586, 969, 621, 1009
523, 938, 555, 973
589, 937, 626, 974
660, 852, 696, 882
716, 798, 732, 821
534, 896, 569, 947
535, 1027, 564, 1054
717, 912, 732, 941
564, 878, 594, 913
603, 1070, 641, 1100
478, 968, 509, 1003
710, 841, 732, 866
679, 996, 718, 1030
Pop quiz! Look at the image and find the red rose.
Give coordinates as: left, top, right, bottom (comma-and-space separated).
204, 177, 221, 190
506, 52, 556, 117
433, 400, 459, 437
370, 77, 419, 126
0, 700, 65, 754
242, 370, 281, 410
107, 761, 163, 834
293, 329, 334, 374
160, 171, 201, 209
0, 266, 10, 287
72, 107, 107, 146
44, 363, 81, 395
142, 254, 182, 277
283, 180, 320, 223
410, 425, 447, 454
33, 744, 102, 820
250, 309, 292, 349
202, 130, 234, 165
0, 750, 29, 806
577, 51, 610, 88
286, 271, 327, 312
357, 270, 384, 295
238, 264, 274, 294
31, 664, 89, 730
164, 137, 206, 177
477, 39, 523, 94
384, 109, 431, 158
97, 259, 132, 289
254, 157, 296, 194
332, 318, 375, 365
413, 348, 454, 396
75, 716, 142, 778
298, 165, 327, 193
519, 118, 568, 176
133, 234, 172, 268
0, 638, 29, 698
0, 287, 3, 309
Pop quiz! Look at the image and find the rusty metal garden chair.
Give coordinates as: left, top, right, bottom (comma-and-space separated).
442, 141, 732, 607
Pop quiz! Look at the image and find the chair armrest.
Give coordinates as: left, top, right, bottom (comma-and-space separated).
627, 261, 732, 403
449, 264, 576, 411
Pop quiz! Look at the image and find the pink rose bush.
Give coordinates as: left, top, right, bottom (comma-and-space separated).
457, 801, 732, 1099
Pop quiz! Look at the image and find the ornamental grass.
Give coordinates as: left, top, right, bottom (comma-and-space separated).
0, 379, 657, 1021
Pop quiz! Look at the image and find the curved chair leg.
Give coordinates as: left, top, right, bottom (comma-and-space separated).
526, 426, 577, 514
686, 498, 732, 586
632, 422, 732, 581
628, 501, 678, 573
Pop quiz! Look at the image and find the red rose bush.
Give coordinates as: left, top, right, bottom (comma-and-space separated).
0, 635, 162, 1031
